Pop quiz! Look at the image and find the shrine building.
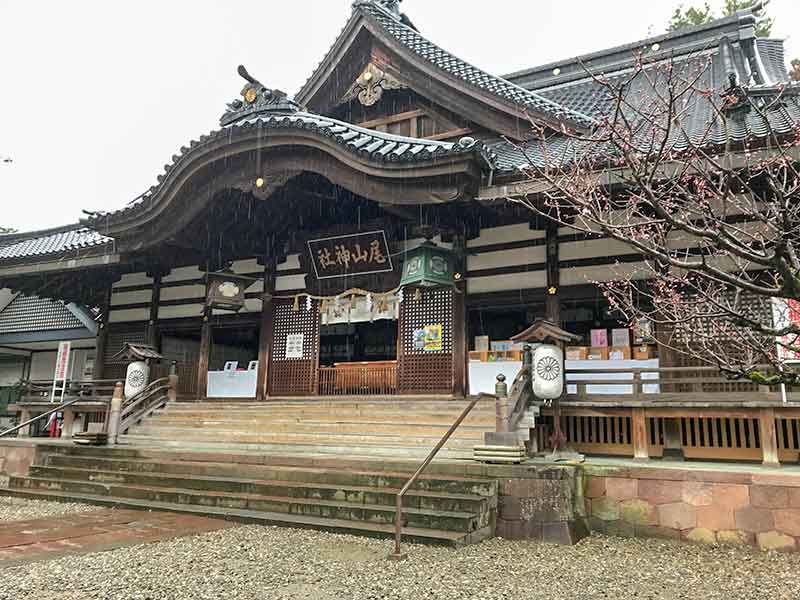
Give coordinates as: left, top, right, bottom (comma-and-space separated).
0, 0, 797, 407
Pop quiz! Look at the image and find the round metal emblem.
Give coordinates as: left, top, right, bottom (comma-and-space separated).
244, 88, 258, 104
127, 370, 146, 387
536, 356, 561, 381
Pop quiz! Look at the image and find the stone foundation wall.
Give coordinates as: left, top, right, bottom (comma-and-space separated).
584, 465, 800, 552
0, 441, 40, 478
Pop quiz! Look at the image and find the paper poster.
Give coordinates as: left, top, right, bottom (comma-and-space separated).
423, 324, 443, 352
611, 328, 630, 347
773, 298, 800, 362
590, 329, 608, 347
413, 329, 425, 351
474, 336, 489, 351
285, 334, 305, 359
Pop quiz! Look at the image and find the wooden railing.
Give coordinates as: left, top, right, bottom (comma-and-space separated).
318, 363, 398, 396
21, 379, 120, 402
564, 366, 786, 401
118, 375, 177, 435
390, 394, 487, 560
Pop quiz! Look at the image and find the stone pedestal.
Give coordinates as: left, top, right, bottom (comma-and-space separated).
495, 465, 588, 544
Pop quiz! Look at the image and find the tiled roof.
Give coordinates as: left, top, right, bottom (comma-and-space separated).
0, 228, 112, 262
489, 12, 800, 171
354, 1, 596, 130
0, 295, 86, 334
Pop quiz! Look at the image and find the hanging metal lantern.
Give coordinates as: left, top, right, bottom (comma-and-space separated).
399, 240, 455, 288
205, 270, 255, 312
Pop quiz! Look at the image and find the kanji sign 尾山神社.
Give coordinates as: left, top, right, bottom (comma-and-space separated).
308, 231, 393, 279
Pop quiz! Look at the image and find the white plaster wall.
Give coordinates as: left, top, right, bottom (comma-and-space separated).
0, 361, 24, 386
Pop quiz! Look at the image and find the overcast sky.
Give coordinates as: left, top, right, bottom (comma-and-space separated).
1, 0, 797, 233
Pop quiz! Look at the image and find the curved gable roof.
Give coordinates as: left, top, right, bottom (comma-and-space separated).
296, 0, 595, 134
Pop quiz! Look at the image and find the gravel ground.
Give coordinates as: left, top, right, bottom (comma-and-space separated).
0, 496, 100, 523
1, 524, 799, 600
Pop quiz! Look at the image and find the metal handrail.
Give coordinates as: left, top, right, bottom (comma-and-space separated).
0, 398, 84, 439
391, 394, 488, 559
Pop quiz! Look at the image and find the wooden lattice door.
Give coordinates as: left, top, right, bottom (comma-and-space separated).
398, 287, 454, 394
268, 300, 320, 396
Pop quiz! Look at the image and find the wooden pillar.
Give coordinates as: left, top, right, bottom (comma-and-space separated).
196, 307, 212, 401
632, 407, 649, 461
256, 263, 277, 402
452, 236, 467, 398
93, 285, 113, 380
759, 407, 780, 466
145, 270, 163, 350
545, 223, 560, 324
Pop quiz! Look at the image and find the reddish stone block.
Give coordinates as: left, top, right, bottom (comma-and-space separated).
605, 478, 638, 501
681, 482, 712, 507
734, 506, 775, 533
498, 495, 522, 520
790, 488, 800, 509
773, 509, 800, 537
658, 502, 697, 530
696, 505, 736, 531
750, 486, 790, 509
639, 480, 682, 505
585, 476, 606, 499
711, 484, 750, 511
634, 524, 680, 540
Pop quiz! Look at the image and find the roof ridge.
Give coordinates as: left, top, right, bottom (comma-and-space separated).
505, 9, 762, 86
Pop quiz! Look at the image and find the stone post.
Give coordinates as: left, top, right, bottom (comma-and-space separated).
495, 374, 508, 433
17, 409, 31, 437
168, 366, 179, 404
107, 381, 124, 445
61, 409, 75, 440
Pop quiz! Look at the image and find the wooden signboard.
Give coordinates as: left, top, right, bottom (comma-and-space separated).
308, 230, 393, 279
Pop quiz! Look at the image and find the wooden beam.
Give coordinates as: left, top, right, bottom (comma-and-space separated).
146, 271, 163, 349
452, 238, 467, 398
545, 222, 560, 324
632, 407, 649, 462
93, 285, 113, 380
196, 307, 212, 401
357, 109, 425, 130
256, 263, 277, 401
427, 128, 474, 142
759, 407, 780, 466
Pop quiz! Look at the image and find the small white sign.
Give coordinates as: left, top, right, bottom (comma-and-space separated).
285, 334, 305, 359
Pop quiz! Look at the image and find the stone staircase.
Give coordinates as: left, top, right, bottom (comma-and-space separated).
122, 397, 497, 459
6, 445, 498, 546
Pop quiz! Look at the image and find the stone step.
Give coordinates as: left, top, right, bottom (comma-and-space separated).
160, 408, 496, 418
27, 466, 492, 514
130, 419, 487, 439
12, 476, 486, 534
45, 445, 493, 481
43, 456, 497, 496
0, 487, 485, 547
167, 398, 488, 409
118, 436, 475, 458
124, 428, 483, 447
148, 413, 497, 426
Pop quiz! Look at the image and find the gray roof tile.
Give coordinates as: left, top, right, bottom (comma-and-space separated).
0, 228, 112, 261
0, 295, 86, 334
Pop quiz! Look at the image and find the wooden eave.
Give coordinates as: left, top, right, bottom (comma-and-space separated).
82, 127, 482, 252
